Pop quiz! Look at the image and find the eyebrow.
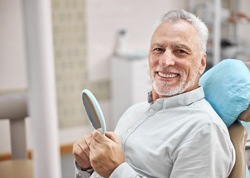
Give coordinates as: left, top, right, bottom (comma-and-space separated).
151, 43, 192, 52
151, 43, 164, 48
172, 44, 192, 52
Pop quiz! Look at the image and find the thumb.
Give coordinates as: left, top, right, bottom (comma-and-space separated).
105, 132, 120, 143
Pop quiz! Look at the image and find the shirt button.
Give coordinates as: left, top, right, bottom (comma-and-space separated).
149, 108, 154, 113
128, 128, 132, 133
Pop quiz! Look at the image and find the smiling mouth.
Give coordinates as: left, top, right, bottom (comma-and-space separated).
157, 71, 179, 78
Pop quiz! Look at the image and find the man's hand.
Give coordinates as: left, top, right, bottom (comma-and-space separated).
72, 134, 92, 170
89, 130, 125, 178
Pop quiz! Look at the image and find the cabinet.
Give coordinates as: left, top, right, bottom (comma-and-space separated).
189, 0, 250, 67
110, 57, 151, 129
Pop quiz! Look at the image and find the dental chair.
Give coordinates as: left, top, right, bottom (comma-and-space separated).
228, 108, 250, 178
200, 59, 250, 178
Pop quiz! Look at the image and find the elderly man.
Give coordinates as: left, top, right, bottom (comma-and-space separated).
73, 9, 235, 178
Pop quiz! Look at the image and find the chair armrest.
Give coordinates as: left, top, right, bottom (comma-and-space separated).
0, 92, 28, 120
0, 92, 28, 159
228, 121, 248, 178
238, 107, 250, 122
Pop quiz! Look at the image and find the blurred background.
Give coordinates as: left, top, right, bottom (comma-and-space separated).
0, 0, 250, 177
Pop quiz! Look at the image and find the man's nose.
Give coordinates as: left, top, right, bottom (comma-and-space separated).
159, 50, 175, 67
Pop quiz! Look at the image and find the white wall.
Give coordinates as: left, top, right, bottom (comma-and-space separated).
0, 0, 187, 154
0, 0, 27, 91
86, 0, 187, 81
3, 0, 250, 154
0, 0, 27, 155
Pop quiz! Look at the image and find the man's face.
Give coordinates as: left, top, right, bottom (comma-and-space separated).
148, 20, 206, 97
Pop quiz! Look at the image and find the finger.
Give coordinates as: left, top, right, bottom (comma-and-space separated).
96, 128, 102, 133
105, 132, 120, 144
74, 154, 90, 167
72, 142, 89, 160
85, 136, 92, 149
73, 152, 88, 163
73, 143, 91, 169
72, 134, 92, 158
91, 130, 105, 143
89, 131, 107, 151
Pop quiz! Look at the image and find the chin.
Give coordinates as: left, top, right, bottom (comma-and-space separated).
153, 84, 180, 97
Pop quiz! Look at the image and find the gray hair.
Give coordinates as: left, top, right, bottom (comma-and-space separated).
156, 9, 208, 54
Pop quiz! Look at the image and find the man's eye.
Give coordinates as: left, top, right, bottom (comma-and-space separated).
153, 48, 164, 52
175, 49, 188, 55
176, 49, 186, 53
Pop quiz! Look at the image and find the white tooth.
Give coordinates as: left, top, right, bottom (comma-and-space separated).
159, 72, 177, 78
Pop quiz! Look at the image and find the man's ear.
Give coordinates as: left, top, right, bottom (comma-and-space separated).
199, 53, 207, 75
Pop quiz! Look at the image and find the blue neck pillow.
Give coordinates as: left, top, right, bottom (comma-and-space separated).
199, 59, 250, 127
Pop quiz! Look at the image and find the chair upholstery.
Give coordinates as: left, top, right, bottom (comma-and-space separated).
200, 59, 250, 178
228, 120, 248, 178
239, 107, 250, 122
228, 60, 250, 178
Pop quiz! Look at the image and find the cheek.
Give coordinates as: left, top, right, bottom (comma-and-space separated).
148, 56, 157, 75
149, 54, 160, 65
179, 59, 196, 79
185, 62, 200, 80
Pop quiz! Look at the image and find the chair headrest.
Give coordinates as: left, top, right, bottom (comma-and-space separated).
200, 59, 250, 127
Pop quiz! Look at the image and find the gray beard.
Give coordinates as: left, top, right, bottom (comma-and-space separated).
152, 77, 196, 97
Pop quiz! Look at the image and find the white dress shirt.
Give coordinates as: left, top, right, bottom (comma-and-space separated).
75, 87, 235, 178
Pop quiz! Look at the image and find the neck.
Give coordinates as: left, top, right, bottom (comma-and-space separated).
152, 88, 159, 102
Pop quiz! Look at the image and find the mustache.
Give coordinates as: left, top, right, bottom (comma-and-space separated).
155, 66, 180, 73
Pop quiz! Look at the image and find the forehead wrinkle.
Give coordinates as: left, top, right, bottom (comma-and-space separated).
151, 42, 164, 48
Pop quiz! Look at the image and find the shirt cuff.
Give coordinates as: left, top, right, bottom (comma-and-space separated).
110, 162, 138, 178
74, 162, 93, 178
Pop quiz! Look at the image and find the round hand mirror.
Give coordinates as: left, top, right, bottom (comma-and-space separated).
82, 89, 106, 134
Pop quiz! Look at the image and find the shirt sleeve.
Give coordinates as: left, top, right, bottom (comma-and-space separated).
110, 162, 148, 178
170, 123, 235, 178
74, 162, 92, 178
75, 162, 148, 178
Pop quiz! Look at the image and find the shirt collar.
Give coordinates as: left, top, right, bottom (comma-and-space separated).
148, 87, 205, 109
